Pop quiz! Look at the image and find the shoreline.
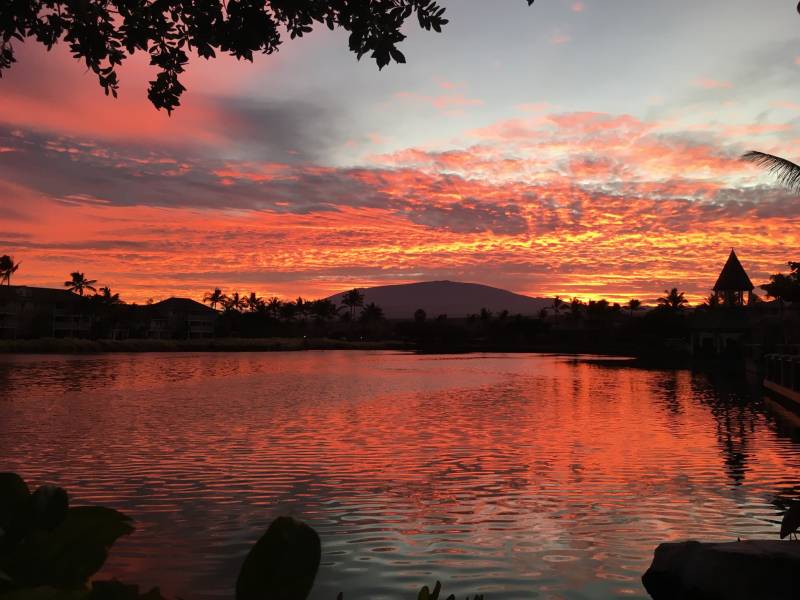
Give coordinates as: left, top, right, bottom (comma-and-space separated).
0, 337, 413, 354
0, 337, 691, 366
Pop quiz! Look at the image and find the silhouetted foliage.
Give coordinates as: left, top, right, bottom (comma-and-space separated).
657, 288, 688, 311
203, 288, 225, 310
1, 473, 487, 600
742, 151, 800, 193
341, 289, 364, 320
0, 472, 135, 592
761, 262, 800, 304
236, 516, 320, 600
0, 0, 533, 113
96, 286, 122, 306
0, 255, 20, 286
65, 272, 98, 296
780, 502, 800, 540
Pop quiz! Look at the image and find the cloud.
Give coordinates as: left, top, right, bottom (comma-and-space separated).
692, 78, 733, 90
406, 200, 529, 235
393, 91, 483, 115
3, 106, 800, 303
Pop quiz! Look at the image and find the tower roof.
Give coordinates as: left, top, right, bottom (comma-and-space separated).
713, 249, 754, 292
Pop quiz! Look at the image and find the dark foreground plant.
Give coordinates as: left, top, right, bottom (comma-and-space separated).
0, 473, 483, 600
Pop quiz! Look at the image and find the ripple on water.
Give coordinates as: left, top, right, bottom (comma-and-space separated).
1, 351, 799, 600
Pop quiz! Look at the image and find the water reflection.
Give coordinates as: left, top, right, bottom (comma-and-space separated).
1, 352, 799, 600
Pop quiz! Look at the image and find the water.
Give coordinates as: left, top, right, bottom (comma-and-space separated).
1, 351, 799, 599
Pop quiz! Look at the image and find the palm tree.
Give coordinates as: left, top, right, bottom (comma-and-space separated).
359, 302, 384, 323
701, 293, 720, 310
658, 288, 688, 310
266, 296, 282, 319
295, 297, 309, 323
224, 292, 245, 313
311, 298, 339, 323
246, 292, 263, 313
627, 298, 641, 317
279, 300, 297, 322
341, 288, 364, 320
552, 296, 564, 317
569, 297, 583, 318
64, 271, 97, 296
204, 288, 225, 310
742, 151, 800, 192
98, 286, 121, 305
0, 255, 20, 285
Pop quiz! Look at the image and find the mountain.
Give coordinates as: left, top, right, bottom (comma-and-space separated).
328, 280, 552, 319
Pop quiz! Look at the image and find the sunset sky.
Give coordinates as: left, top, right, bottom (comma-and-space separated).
2, 0, 800, 304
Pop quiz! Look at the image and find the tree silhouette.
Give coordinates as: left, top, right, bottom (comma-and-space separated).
204, 288, 225, 310
341, 289, 364, 320
311, 298, 339, 323
265, 297, 282, 319
65, 271, 97, 296
742, 151, 800, 193
224, 291, 245, 313
701, 293, 720, 310
569, 297, 584, 318
246, 292, 264, 313
359, 302, 384, 323
279, 300, 297, 322
626, 298, 641, 317
657, 288, 688, 310
97, 286, 122, 305
0, 255, 20, 285
551, 296, 564, 317
0, 1, 539, 113
414, 308, 427, 323
761, 261, 800, 304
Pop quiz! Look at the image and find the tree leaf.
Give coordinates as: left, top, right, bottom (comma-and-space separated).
9, 507, 134, 588
236, 516, 320, 600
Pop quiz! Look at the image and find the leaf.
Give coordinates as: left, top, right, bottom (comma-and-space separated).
9, 507, 134, 588
236, 516, 320, 600
89, 579, 169, 600
0, 586, 89, 600
0, 473, 32, 548
31, 486, 69, 532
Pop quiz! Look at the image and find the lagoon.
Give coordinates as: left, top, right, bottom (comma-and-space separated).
1, 351, 798, 599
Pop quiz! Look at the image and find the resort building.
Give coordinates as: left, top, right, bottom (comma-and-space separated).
0, 285, 92, 339
144, 298, 217, 339
713, 249, 754, 307
691, 250, 757, 357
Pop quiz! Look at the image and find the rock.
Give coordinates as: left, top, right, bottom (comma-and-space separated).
642, 540, 800, 600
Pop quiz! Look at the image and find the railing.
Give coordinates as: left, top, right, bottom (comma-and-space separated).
763, 354, 800, 403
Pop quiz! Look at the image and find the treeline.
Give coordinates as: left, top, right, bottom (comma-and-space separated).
206, 288, 391, 339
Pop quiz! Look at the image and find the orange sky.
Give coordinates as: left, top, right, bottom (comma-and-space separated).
2, 4, 800, 305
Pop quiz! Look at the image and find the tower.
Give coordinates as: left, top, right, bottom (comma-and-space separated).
713, 249, 754, 306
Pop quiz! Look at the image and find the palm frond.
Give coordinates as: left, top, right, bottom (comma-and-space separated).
742, 150, 800, 193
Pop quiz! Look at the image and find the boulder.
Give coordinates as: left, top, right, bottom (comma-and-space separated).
642, 540, 800, 600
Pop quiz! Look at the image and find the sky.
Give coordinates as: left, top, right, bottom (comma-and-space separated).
2, 0, 800, 305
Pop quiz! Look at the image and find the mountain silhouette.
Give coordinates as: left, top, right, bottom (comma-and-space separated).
328, 280, 551, 319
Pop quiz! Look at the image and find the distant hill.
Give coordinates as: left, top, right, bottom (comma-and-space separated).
328, 280, 552, 319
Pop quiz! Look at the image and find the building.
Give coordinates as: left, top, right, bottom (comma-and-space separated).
144, 298, 217, 339
691, 250, 758, 357
0, 285, 92, 339
713, 249, 754, 306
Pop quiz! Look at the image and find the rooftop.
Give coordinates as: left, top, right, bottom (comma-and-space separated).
713, 250, 754, 292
